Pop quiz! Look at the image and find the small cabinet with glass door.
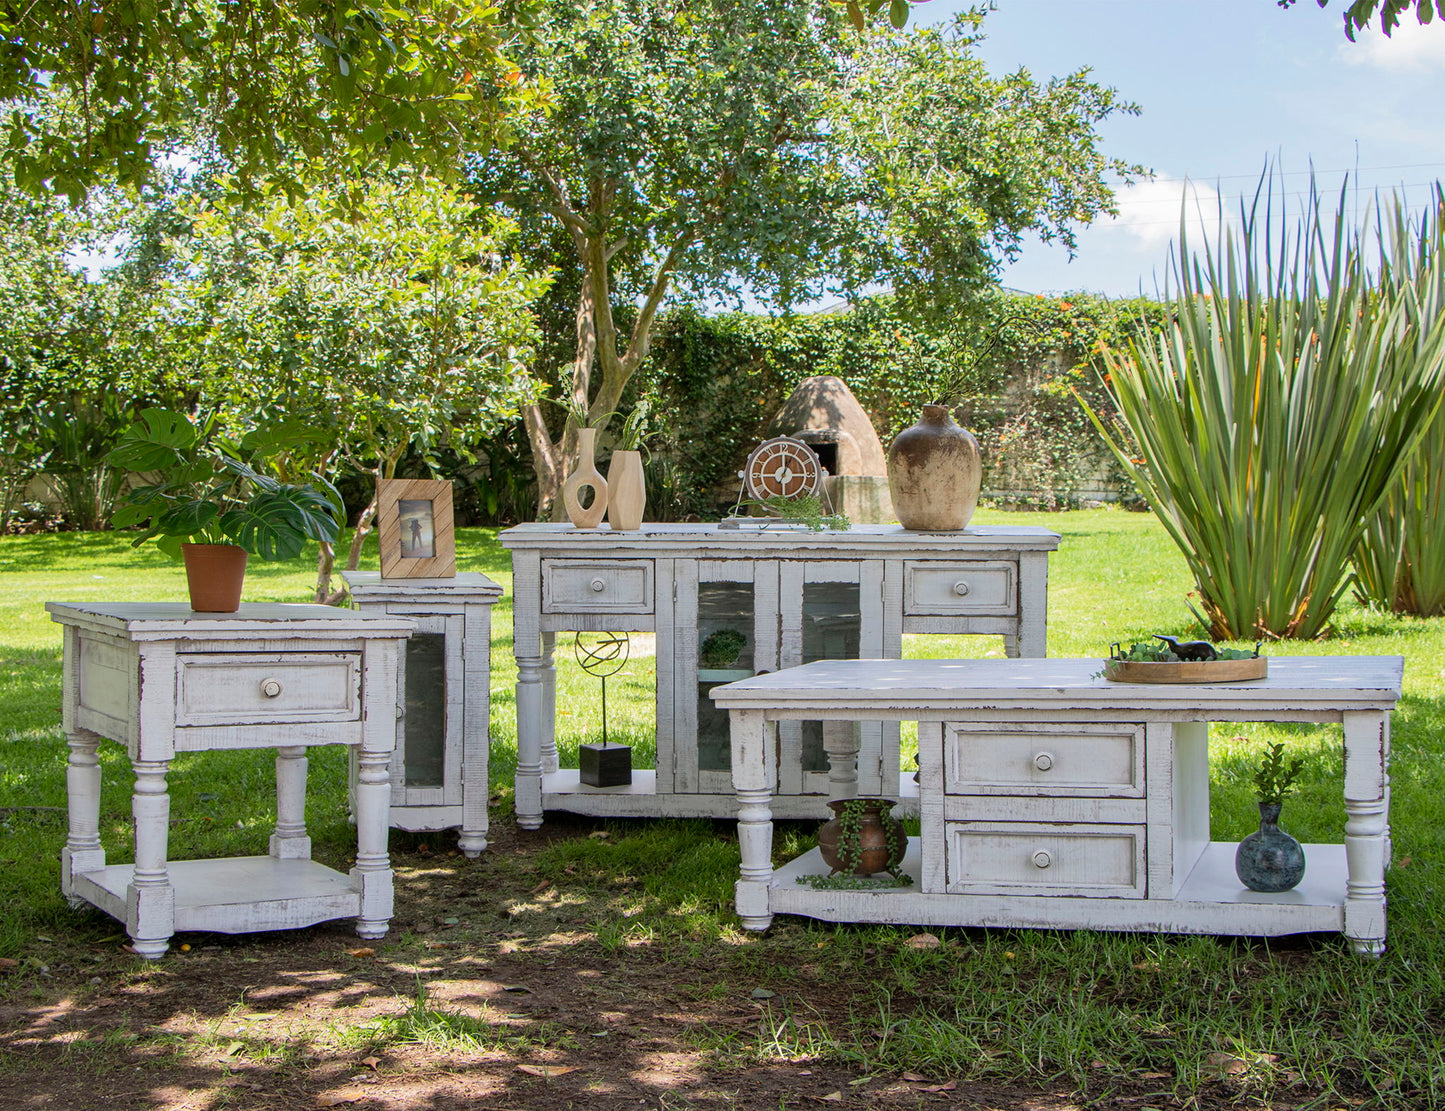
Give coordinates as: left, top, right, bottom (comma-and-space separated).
343, 571, 502, 855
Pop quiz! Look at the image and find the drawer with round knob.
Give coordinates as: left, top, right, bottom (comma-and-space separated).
174, 652, 362, 728
943, 821, 1145, 898
903, 561, 1017, 616
942, 723, 1145, 798
541, 560, 654, 614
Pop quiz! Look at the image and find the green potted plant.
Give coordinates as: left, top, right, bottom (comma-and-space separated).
106, 409, 343, 612
697, 627, 751, 681
1234, 742, 1307, 892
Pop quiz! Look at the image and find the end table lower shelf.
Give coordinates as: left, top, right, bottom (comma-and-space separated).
71, 857, 375, 938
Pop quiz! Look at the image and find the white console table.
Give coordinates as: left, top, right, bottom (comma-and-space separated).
47, 603, 414, 958
713, 656, 1401, 955
500, 523, 1059, 828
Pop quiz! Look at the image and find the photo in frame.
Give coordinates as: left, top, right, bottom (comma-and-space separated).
377, 479, 456, 579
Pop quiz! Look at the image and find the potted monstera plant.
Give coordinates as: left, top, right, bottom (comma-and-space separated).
106, 409, 343, 611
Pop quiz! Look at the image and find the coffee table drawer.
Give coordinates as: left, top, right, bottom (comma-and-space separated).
905, 561, 1016, 616
542, 560, 654, 614
175, 652, 361, 727
944, 822, 1145, 898
944, 723, 1145, 797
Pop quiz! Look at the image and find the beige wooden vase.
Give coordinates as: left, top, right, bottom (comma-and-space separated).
606, 449, 646, 530
886, 404, 982, 531
562, 427, 609, 529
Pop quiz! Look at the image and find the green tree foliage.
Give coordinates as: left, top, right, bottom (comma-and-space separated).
635, 291, 1157, 518
466, 0, 1142, 516
0, 1, 541, 202
175, 174, 551, 596
1086, 178, 1445, 640
0, 178, 184, 529
1278, 0, 1445, 39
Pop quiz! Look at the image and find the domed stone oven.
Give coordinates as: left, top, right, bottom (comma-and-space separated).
764, 375, 894, 523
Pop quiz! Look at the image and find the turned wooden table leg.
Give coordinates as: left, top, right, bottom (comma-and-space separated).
127, 759, 174, 960
731, 709, 776, 932
515, 654, 547, 830
822, 720, 861, 801
270, 746, 312, 860
62, 730, 105, 906
1343, 710, 1389, 957
540, 632, 559, 775
351, 748, 394, 939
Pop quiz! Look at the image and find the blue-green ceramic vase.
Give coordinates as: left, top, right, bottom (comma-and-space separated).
1235, 801, 1305, 892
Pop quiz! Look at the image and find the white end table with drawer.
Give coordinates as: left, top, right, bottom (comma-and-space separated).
500, 523, 1059, 829
714, 657, 1402, 956
47, 603, 414, 958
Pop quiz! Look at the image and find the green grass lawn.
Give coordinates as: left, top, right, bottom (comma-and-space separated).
2, 509, 1443, 1105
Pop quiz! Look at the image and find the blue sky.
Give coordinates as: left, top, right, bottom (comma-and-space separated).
934, 0, 1445, 296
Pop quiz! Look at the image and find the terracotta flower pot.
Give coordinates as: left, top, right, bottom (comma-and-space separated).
818, 798, 907, 877
886, 405, 982, 531
182, 543, 248, 612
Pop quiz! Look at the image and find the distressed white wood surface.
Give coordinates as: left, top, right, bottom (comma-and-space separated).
48, 603, 412, 958
343, 572, 501, 856
766, 842, 1351, 937
500, 522, 1059, 826
719, 655, 1401, 954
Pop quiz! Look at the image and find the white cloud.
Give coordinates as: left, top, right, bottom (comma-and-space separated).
1339, 17, 1445, 72
1105, 177, 1224, 252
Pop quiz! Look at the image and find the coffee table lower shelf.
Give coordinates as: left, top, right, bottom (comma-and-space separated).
71, 856, 365, 935
765, 840, 1348, 937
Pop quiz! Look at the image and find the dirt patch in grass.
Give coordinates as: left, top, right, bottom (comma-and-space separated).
0, 818, 1333, 1110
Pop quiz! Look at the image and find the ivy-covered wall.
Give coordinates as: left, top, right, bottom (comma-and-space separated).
627, 291, 1162, 518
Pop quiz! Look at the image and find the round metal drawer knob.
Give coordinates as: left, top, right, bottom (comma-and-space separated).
261, 678, 283, 698
1032, 850, 1052, 869
590, 578, 606, 592
953, 581, 971, 597
1033, 751, 1055, 772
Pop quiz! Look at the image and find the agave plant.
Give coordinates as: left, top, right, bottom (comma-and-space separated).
1352, 191, 1445, 618
1084, 177, 1445, 640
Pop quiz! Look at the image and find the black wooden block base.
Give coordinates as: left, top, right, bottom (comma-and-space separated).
579, 743, 632, 787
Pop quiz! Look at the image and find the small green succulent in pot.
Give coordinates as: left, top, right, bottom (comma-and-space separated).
106, 408, 343, 561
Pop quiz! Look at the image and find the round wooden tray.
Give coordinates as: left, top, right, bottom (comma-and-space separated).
1103, 657, 1268, 683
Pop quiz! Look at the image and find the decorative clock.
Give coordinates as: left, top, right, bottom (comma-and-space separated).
742, 436, 823, 501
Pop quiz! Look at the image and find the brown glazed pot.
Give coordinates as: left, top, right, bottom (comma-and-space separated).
182, 543, 248, 612
886, 404, 982, 530
817, 798, 907, 877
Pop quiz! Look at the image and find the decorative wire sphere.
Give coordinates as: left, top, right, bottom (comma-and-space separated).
574, 631, 630, 678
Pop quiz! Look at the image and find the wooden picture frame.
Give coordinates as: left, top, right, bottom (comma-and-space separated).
378, 479, 456, 579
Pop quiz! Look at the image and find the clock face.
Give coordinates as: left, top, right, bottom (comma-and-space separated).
743, 437, 822, 500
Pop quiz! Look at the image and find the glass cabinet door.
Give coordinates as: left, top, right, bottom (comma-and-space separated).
393, 612, 464, 807
778, 562, 887, 797
668, 560, 778, 795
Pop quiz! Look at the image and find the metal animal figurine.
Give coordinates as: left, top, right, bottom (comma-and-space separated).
1153, 634, 1217, 661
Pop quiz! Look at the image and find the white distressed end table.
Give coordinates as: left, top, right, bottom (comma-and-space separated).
500, 523, 1059, 828
713, 656, 1402, 956
47, 602, 414, 958
343, 572, 502, 856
